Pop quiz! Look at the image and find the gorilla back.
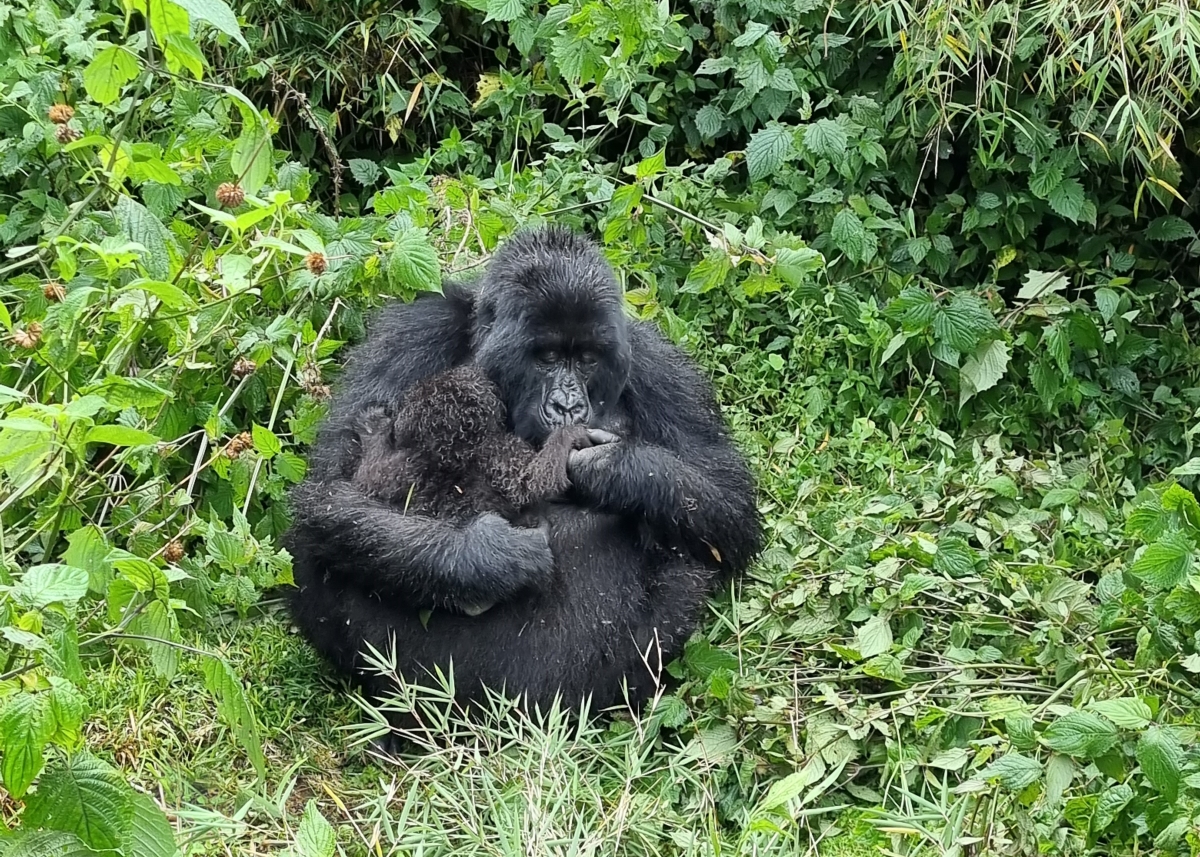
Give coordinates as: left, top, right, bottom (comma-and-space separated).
284, 226, 762, 719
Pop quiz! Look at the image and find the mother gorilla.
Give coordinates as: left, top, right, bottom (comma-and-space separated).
284, 226, 762, 720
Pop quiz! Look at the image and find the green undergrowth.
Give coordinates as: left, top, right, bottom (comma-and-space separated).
2, 0, 1200, 854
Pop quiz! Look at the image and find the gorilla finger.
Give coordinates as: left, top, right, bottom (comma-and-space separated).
585, 429, 620, 446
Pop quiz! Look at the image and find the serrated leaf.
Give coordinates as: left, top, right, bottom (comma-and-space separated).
928, 748, 970, 770
114, 195, 174, 280
485, 0, 525, 22
24, 754, 133, 850
855, 615, 892, 658
83, 46, 140, 105
1042, 711, 1119, 758
1017, 270, 1068, 301
1045, 754, 1075, 807
47, 680, 86, 748
348, 158, 382, 186
1087, 697, 1152, 729
6, 831, 96, 857
387, 229, 441, 293
759, 765, 823, 811
85, 424, 160, 447
933, 537, 978, 577
959, 339, 1010, 405
862, 653, 906, 684
1137, 727, 1183, 801
684, 637, 739, 678
1092, 783, 1133, 832
933, 295, 997, 353
231, 121, 271, 197
1130, 531, 1194, 589
803, 119, 847, 161
1028, 164, 1063, 199
125, 791, 179, 857
831, 208, 874, 264
1094, 287, 1119, 321
1006, 714, 1037, 751
14, 564, 90, 610
201, 657, 265, 779
978, 753, 1042, 790
131, 600, 180, 680
0, 694, 53, 798
1145, 215, 1196, 242
251, 423, 282, 459
746, 124, 794, 183
295, 799, 336, 857
1048, 177, 1086, 222
694, 105, 724, 139
275, 451, 308, 483
173, 0, 248, 48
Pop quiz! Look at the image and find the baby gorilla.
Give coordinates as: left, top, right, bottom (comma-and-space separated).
352, 363, 593, 615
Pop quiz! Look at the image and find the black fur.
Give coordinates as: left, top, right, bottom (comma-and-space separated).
284, 226, 763, 719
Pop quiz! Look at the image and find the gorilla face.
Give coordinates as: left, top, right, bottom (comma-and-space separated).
471, 228, 632, 444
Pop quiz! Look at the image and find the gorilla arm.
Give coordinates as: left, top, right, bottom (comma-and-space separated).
568, 326, 762, 575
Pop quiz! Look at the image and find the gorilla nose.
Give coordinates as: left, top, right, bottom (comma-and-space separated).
546, 391, 589, 426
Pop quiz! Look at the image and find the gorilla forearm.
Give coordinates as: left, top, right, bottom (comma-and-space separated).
574, 442, 761, 573
286, 480, 551, 610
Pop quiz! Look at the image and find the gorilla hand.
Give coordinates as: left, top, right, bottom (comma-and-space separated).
461, 511, 554, 588
567, 430, 621, 497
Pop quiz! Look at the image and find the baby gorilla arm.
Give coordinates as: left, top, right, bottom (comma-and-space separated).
484, 425, 594, 509
287, 480, 554, 612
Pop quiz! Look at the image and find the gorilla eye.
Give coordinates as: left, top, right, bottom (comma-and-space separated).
535, 348, 560, 365
579, 351, 598, 367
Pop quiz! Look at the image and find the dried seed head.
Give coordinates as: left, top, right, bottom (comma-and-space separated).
223, 431, 254, 459
305, 252, 328, 276
48, 104, 74, 124
300, 363, 330, 399
11, 322, 42, 349
163, 539, 185, 563
42, 282, 66, 303
54, 124, 80, 145
216, 182, 245, 208
231, 357, 257, 379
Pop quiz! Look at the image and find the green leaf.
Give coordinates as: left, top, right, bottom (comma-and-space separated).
251, 424, 282, 459
1016, 270, 1068, 301
131, 600, 180, 681
24, 754, 133, 850
746, 124, 794, 183
348, 158, 382, 186
83, 46, 140, 105
1092, 783, 1133, 832
6, 831, 97, 857
1042, 711, 1119, 758
163, 33, 205, 80
275, 451, 308, 483
933, 295, 997, 353
959, 339, 1010, 405
830, 208, 874, 264
231, 121, 271, 196
1145, 215, 1196, 242
172, 0, 249, 48
1130, 531, 1194, 589
46, 680, 86, 748
485, 0, 525, 22
861, 653, 906, 684
125, 791, 179, 857
1045, 754, 1075, 807
1095, 287, 1119, 321
114, 195, 174, 280
773, 247, 823, 286
803, 119, 847, 161
695, 105, 724, 139
14, 564, 90, 610
294, 800, 336, 857
1137, 727, 1183, 801
1006, 714, 1037, 751
387, 229, 442, 293
855, 615, 892, 658
1028, 163, 1063, 199
85, 424, 160, 448
978, 753, 1042, 790
0, 694, 53, 798
683, 637, 739, 678
201, 657, 266, 779
932, 537, 978, 577
682, 254, 731, 294
1048, 178, 1086, 222
1086, 697, 1152, 730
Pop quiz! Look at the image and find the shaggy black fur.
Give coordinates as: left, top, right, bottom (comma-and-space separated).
284, 226, 763, 722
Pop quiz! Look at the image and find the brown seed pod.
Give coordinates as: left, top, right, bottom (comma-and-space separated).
42, 282, 66, 303
231, 356, 257, 379
300, 363, 330, 400
305, 252, 328, 276
216, 182, 245, 208
223, 431, 254, 459
163, 539, 185, 564
54, 124, 80, 145
48, 104, 75, 124
11, 322, 42, 349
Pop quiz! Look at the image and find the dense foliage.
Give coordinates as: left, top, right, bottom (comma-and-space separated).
1, 0, 1200, 853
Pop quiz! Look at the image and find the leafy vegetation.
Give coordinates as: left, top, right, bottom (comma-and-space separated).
2, 0, 1200, 853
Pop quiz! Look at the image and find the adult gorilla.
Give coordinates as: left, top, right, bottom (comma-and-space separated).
284, 226, 762, 718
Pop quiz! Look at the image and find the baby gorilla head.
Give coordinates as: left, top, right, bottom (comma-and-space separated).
352, 363, 594, 520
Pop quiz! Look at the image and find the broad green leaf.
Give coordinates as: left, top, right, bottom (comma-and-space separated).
861, 653, 906, 684
144, 0, 190, 39
880, 331, 908, 366
387, 229, 441, 293
682, 254, 731, 294
275, 451, 308, 483
131, 600, 180, 681
1005, 714, 1037, 751
163, 33, 205, 79
201, 658, 265, 779
85, 425, 160, 447
46, 679, 86, 748
114, 195, 174, 280
746, 124, 794, 183
231, 122, 271, 196
932, 537, 978, 577
14, 564, 90, 610
251, 424, 282, 459
977, 753, 1042, 790
635, 149, 667, 182
1087, 697, 1152, 730
125, 790, 179, 857
1092, 783, 1134, 832
1042, 711, 1119, 758
1016, 270, 1068, 301
803, 119, 847, 161
1130, 532, 1194, 589
933, 295, 997, 353
83, 46, 140, 105
695, 105, 724, 138
1048, 178, 1086, 222
348, 158, 382, 186
1137, 727, 1183, 802
1045, 754, 1075, 807
6, 831, 97, 857
855, 615, 892, 658
758, 766, 821, 811
173, 0, 249, 48
830, 208, 874, 264
24, 754, 133, 850
773, 246, 822, 286
127, 279, 195, 310
1145, 215, 1196, 242
959, 339, 1010, 405
0, 694, 53, 798
683, 637, 739, 678
484, 0, 525, 22
1095, 287, 1119, 321
294, 800, 336, 857
1028, 163, 1063, 199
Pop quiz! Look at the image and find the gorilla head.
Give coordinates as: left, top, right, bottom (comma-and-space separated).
470, 227, 633, 443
